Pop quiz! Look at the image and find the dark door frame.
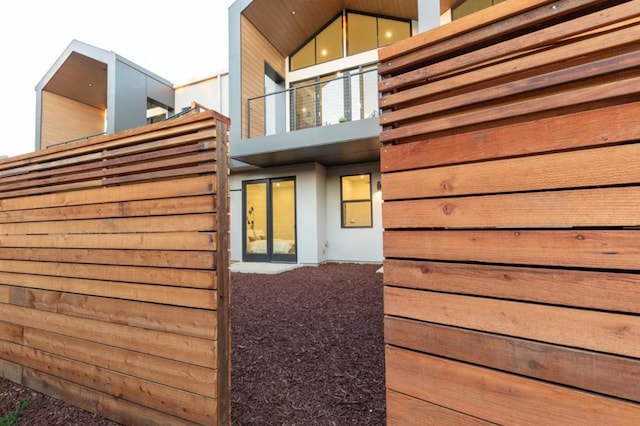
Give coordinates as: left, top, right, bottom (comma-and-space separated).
242, 177, 297, 263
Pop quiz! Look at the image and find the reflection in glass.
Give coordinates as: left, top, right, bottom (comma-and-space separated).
245, 182, 268, 254
341, 174, 372, 228
315, 16, 343, 64
347, 13, 377, 56
271, 180, 296, 255
320, 73, 345, 125
292, 79, 317, 130
378, 18, 411, 47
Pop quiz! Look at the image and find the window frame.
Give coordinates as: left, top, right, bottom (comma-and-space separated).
289, 10, 411, 71
340, 173, 373, 229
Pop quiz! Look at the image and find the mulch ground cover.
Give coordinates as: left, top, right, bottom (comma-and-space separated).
231, 263, 386, 425
0, 262, 386, 425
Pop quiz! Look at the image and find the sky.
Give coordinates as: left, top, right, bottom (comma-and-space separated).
0, 0, 235, 158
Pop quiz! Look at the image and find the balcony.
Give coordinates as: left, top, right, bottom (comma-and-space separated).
247, 68, 379, 139
233, 67, 381, 168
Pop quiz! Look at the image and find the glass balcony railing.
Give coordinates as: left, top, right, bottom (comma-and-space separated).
247, 68, 379, 139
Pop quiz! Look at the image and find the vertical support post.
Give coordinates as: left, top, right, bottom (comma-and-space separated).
216, 118, 232, 425
418, 0, 441, 33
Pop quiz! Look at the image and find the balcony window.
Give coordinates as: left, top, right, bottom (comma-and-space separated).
316, 16, 343, 65
378, 17, 411, 48
347, 13, 377, 56
290, 11, 411, 71
290, 39, 315, 71
452, 0, 506, 20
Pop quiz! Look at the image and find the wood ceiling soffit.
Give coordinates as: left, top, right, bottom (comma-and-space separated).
243, 0, 419, 57
44, 52, 107, 110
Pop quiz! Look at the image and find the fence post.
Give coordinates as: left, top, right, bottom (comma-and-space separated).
216, 118, 232, 425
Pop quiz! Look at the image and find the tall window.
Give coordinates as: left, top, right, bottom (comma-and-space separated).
290, 11, 411, 71
341, 174, 372, 228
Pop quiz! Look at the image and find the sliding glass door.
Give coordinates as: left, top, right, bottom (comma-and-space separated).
243, 178, 296, 263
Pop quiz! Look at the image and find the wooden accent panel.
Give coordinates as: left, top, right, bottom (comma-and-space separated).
379, 1, 640, 423
241, 15, 286, 139
0, 110, 231, 425
41, 90, 105, 149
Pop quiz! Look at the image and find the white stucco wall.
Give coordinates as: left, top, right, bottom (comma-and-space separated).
325, 163, 383, 263
174, 72, 229, 116
229, 163, 329, 264
229, 161, 382, 265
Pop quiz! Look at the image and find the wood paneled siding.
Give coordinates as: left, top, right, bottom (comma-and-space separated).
241, 14, 285, 139
41, 90, 105, 149
0, 111, 231, 425
378, 0, 640, 424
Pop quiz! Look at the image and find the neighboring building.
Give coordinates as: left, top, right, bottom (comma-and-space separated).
35, 39, 175, 150
33, 0, 505, 265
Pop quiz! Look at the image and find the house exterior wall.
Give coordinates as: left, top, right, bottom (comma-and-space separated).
113, 59, 175, 133
230, 163, 329, 264
326, 162, 383, 263
174, 73, 229, 116
40, 91, 105, 149
230, 161, 383, 265
240, 15, 286, 140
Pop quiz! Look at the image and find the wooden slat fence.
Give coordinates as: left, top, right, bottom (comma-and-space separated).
0, 110, 231, 425
379, 0, 640, 424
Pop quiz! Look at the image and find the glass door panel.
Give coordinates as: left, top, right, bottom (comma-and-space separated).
243, 178, 297, 263
271, 179, 296, 262
244, 181, 269, 261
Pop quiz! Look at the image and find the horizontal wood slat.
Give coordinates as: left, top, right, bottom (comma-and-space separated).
24, 290, 216, 339
0, 175, 215, 212
0, 272, 216, 308
0, 195, 216, 223
385, 287, 640, 358
386, 346, 640, 425
0, 110, 230, 424
383, 187, 640, 229
385, 318, 640, 402
0, 260, 215, 288
387, 390, 496, 426
0, 232, 217, 251
382, 142, 639, 200
23, 369, 200, 426
380, 1, 640, 423
0, 248, 215, 269
380, 100, 640, 172
383, 259, 640, 314
384, 230, 640, 271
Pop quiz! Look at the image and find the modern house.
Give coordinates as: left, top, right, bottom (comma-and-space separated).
226, 0, 502, 265
33, 0, 505, 266
35, 40, 175, 150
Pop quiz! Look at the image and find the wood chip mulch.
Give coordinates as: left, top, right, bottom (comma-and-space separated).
231, 262, 386, 425
0, 262, 386, 425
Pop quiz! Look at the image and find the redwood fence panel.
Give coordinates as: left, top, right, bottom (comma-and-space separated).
379, 0, 640, 424
0, 110, 231, 425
